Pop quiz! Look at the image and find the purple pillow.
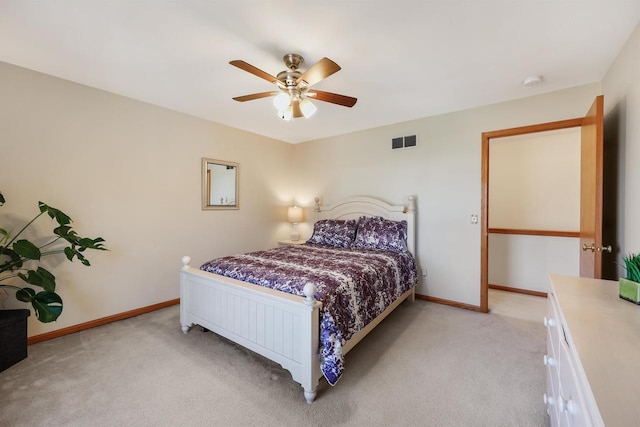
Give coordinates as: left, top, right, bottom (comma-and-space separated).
307, 219, 358, 248
352, 216, 408, 252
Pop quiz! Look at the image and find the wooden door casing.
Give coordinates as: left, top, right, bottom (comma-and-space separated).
480, 118, 583, 312
579, 95, 604, 278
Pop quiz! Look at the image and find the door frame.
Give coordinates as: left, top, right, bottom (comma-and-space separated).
480, 118, 584, 312
579, 96, 605, 277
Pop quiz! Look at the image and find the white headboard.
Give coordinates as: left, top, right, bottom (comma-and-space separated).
314, 195, 417, 256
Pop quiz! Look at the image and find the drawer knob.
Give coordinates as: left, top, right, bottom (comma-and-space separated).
565, 399, 576, 415
543, 354, 556, 367
559, 397, 577, 415
543, 393, 555, 406
544, 316, 556, 328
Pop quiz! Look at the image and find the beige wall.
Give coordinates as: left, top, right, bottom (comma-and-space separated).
602, 22, 640, 277
488, 234, 579, 293
489, 128, 581, 231
0, 61, 295, 337
292, 83, 601, 306
488, 128, 581, 292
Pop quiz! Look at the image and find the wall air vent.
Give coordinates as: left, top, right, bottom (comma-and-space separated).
392, 137, 404, 149
391, 135, 418, 150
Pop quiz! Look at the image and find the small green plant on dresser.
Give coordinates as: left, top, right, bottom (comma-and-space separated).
620, 253, 640, 304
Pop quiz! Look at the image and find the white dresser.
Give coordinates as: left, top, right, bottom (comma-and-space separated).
545, 275, 640, 426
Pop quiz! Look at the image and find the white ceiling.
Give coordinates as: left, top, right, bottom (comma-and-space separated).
1, 1, 639, 144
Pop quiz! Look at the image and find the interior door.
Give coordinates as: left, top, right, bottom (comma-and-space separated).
579, 95, 605, 277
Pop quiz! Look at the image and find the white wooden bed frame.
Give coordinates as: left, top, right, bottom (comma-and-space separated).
180, 195, 417, 403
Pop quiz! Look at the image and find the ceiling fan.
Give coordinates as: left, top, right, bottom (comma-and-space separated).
230, 53, 357, 121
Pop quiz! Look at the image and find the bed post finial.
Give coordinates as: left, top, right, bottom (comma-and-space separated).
314, 197, 321, 223
406, 196, 417, 256
408, 195, 416, 212
181, 256, 192, 270
303, 283, 317, 307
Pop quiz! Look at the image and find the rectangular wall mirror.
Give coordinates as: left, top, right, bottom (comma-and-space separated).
202, 158, 239, 210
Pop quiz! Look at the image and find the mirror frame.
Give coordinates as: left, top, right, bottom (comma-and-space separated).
202, 158, 239, 210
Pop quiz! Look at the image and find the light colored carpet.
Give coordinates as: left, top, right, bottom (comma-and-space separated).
0, 294, 549, 426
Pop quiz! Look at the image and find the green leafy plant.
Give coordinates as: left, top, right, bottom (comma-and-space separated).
0, 191, 106, 322
623, 252, 640, 283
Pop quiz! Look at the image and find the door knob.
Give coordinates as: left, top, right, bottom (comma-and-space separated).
582, 243, 596, 252
582, 243, 612, 253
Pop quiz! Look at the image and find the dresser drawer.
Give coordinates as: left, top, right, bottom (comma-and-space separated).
556, 331, 592, 427
545, 362, 560, 426
545, 296, 562, 360
545, 296, 562, 426
544, 352, 560, 415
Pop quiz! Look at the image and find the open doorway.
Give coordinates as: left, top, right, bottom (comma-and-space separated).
480, 95, 606, 312
488, 126, 582, 292
480, 118, 584, 312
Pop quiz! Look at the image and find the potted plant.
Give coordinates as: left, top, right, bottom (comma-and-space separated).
0, 191, 106, 371
620, 252, 640, 304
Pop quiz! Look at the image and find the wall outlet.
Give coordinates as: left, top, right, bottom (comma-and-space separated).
470, 214, 479, 224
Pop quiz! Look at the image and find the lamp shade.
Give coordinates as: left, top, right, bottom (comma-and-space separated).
273, 92, 291, 110
278, 105, 293, 121
299, 99, 317, 118
288, 206, 304, 223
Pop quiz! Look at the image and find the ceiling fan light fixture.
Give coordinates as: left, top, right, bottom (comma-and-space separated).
300, 99, 317, 118
230, 54, 357, 120
273, 92, 291, 110
278, 106, 293, 121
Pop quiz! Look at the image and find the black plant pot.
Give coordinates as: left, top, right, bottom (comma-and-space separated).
0, 309, 30, 372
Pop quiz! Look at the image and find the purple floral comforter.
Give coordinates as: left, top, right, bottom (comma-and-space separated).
200, 243, 418, 385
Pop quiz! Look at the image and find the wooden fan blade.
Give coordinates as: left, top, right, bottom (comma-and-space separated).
292, 99, 303, 118
296, 57, 341, 86
307, 90, 357, 107
230, 60, 278, 83
232, 92, 278, 102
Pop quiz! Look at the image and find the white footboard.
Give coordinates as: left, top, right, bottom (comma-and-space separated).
179, 256, 322, 403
